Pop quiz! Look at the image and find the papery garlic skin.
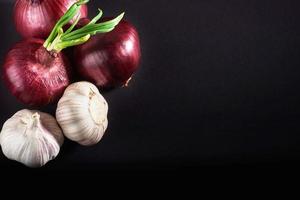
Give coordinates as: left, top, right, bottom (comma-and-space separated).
56, 82, 108, 146
0, 110, 64, 168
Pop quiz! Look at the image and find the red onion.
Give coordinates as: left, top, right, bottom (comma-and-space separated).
74, 19, 141, 88
14, 0, 88, 39
3, 1, 124, 106
2, 38, 71, 106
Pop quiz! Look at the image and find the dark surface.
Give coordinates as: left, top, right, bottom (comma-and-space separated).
1, 0, 300, 172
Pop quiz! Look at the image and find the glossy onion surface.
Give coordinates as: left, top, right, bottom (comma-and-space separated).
2, 39, 71, 106
74, 19, 141, 88
14, 0, 88, 38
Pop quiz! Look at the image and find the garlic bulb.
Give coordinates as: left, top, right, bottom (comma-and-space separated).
56, 82, 108, 146
0, 109, 64, 168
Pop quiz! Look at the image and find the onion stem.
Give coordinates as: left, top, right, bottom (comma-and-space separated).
43, 0, 124, 53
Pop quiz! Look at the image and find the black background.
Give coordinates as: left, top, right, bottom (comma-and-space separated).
1, 0, 300, 172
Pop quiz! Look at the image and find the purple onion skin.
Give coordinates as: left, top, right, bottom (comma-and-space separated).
74, 19, 141, 88
2, 39, 71, 106
14, 0, 88, 39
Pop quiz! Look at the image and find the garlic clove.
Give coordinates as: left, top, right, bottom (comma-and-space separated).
56, 81, 108, 146
0, 109, 64, 168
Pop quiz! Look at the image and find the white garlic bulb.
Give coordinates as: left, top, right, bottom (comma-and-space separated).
0, 109, 64, 168
56, 81, 108, 146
